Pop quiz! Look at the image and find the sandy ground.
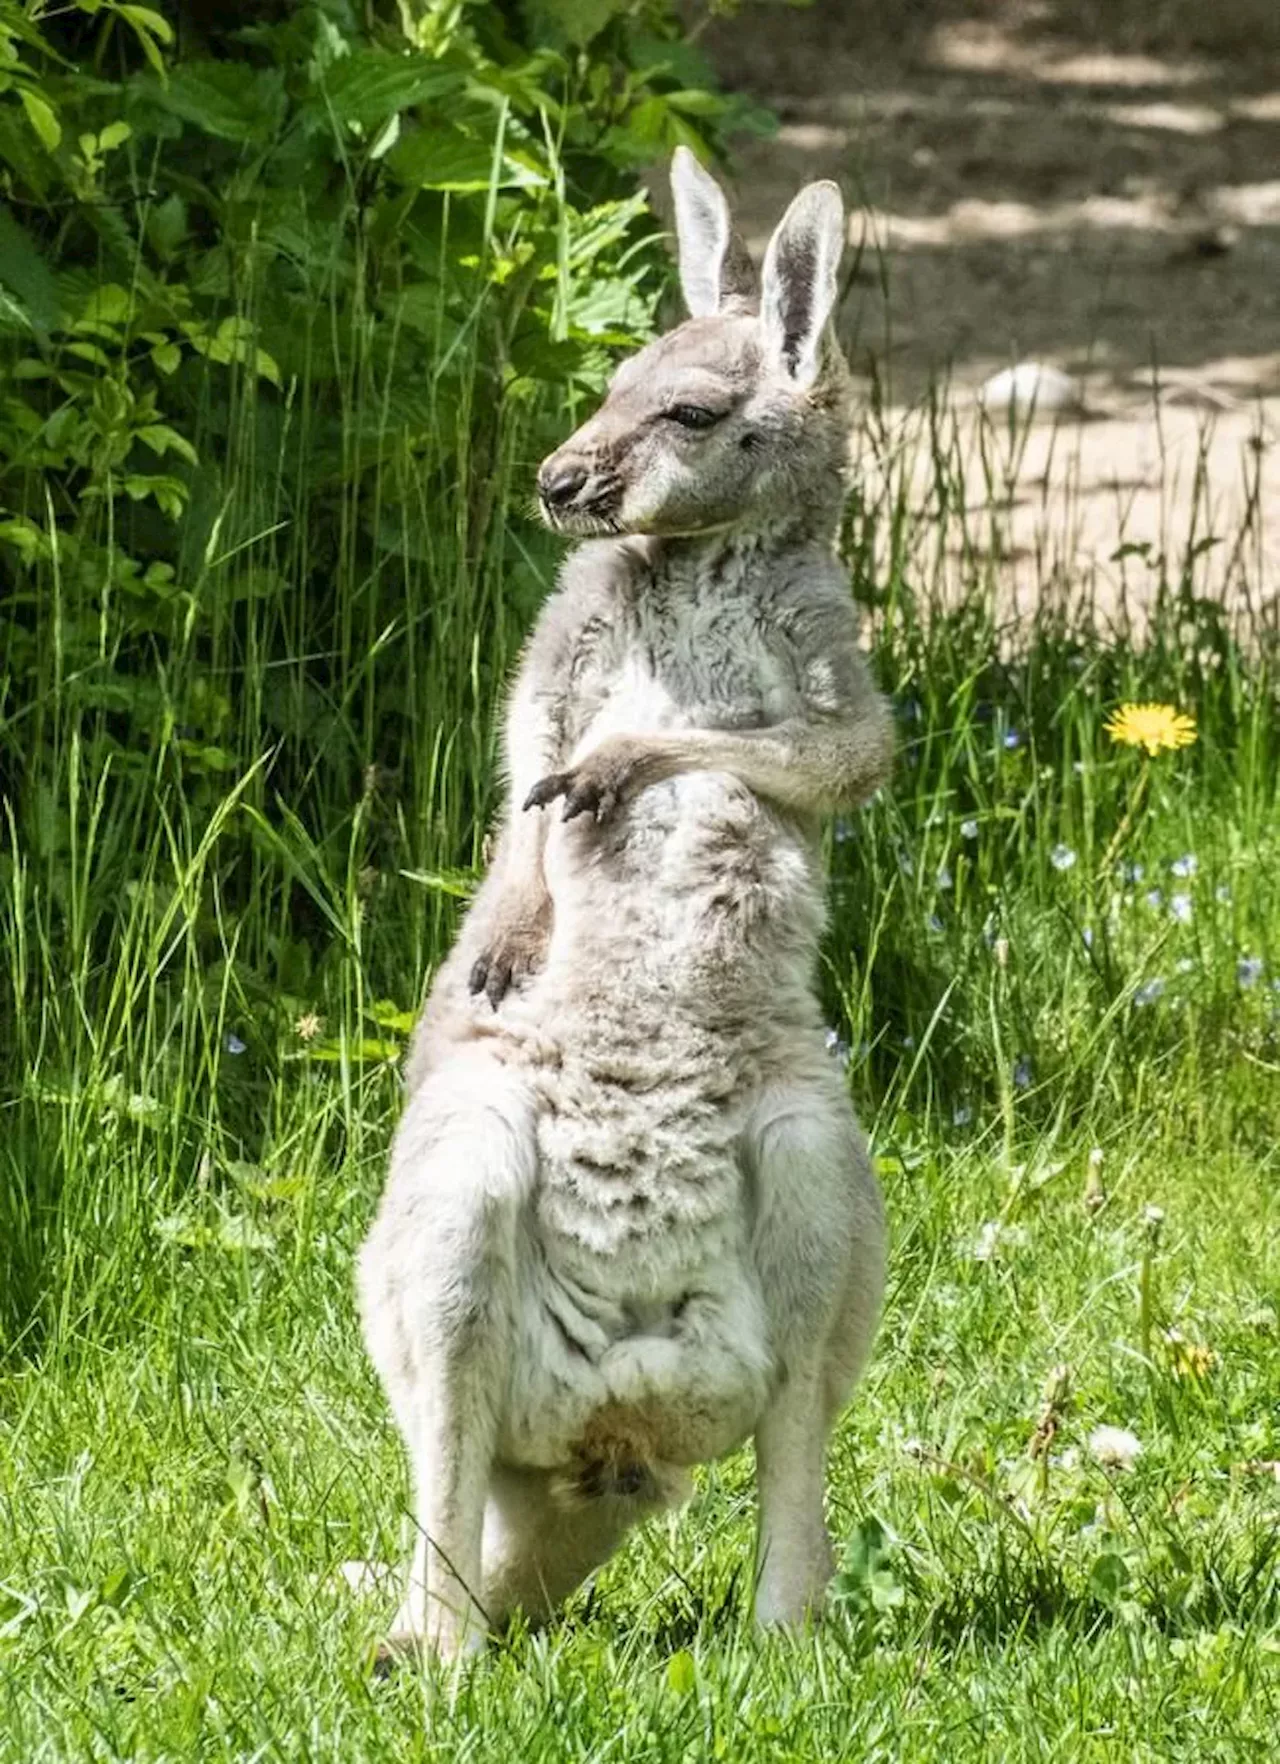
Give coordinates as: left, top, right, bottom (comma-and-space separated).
699, 0, 1280, 623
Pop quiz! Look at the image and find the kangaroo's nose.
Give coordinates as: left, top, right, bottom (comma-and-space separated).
538, 460, 589, 509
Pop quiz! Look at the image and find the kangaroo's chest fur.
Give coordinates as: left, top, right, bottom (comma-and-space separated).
562, 545, 797, 753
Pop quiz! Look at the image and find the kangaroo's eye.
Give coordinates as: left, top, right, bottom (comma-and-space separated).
664, 404, 722, 430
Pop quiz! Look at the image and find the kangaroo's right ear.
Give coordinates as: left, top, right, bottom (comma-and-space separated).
761, 180, 844, 387
670, 146, 758, 318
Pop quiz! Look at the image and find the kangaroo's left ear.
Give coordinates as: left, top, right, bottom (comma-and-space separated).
760, 180, 844, 386
670, 145, 758, 318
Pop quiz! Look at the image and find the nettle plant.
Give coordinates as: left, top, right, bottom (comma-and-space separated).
0, 0, 762, 787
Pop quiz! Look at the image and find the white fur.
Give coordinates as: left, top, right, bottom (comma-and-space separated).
356, 156, 892, 1665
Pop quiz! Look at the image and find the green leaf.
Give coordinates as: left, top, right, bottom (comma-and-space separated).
365, 999, 415, 1035
135, 423, 198, 465
1089, 1552, 1131, 1606
19, 88, 60, 151
0, 517, 44, 560
116, 6, 174, 46
313, 49, 461, 131
306, 1037, 403, 1064
116, 5, 173, 77
146, 193, 187, 258
666, 1650, 696, 1695
118, 473, 190, 519
154, 62, 287, 144
98, 120, 133, 152
0, 208, 60, 330
399, 867, 477, 899
63, 340, 114, 368
80, 284, 133, 327
388, 122, 545, 193
150, 340, 181, 374
524, 0, 629, 48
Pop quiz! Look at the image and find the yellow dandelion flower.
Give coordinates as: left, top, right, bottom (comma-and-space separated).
1104, 702, 1197, 756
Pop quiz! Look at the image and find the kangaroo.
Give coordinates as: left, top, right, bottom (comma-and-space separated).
356, 147, 894, 1664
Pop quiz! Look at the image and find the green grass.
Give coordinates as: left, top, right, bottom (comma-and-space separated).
3, 361, 1279, 1756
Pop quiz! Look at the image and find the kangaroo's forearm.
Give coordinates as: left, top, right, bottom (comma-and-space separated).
627, 716, 893, 816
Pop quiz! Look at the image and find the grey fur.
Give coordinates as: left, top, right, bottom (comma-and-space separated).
357, 148, 893, 1665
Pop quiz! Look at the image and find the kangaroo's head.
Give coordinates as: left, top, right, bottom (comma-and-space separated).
538, 148, 852, 542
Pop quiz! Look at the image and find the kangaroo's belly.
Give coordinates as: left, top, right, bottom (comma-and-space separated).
497, 1203, 775, 1490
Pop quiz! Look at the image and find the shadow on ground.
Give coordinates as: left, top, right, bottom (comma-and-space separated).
697, 0, 1280, 615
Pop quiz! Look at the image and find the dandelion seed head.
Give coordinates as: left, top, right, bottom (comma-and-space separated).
1088, 1425, 1143, 1471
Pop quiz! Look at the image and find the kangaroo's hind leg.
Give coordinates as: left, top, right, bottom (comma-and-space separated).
744, 1064, 886, 1627
357, 1056, 537, 1662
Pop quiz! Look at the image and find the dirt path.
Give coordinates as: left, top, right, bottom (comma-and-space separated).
702, 1, 1280, 621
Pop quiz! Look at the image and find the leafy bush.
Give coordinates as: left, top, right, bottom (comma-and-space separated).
0, 2, 758, 959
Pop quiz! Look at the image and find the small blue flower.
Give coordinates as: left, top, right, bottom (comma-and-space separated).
833, 817, 854, 844
1238, 957, 1264, 990
961, 819, 979, 841
1176, 957, 1195, 974
1134, 978, 1166, 1007
937, 864, 953, 891
1002, 729, 1022, 750
1143, 889, 1164, 910
952, 1104, 973, 1127
1170, 854, 1198, 878
1169, 893, 1193, 924
927, 913, 944, 933
1123, 862, 1145, 883
1082, 927, 1094, 949
224, 1033, 247, 1055
901, 1033, 916, 1050
1012, 1056, 1033, 1091
897, 850, 915, 878
1215, 884, 1232, 905
1051, 843, 1077, 871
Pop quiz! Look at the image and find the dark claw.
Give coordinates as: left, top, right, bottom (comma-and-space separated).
524, 773, 571, 812
561, 783, 599, 822
471, 951, 514, 1008
485, 956, 513, 1010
